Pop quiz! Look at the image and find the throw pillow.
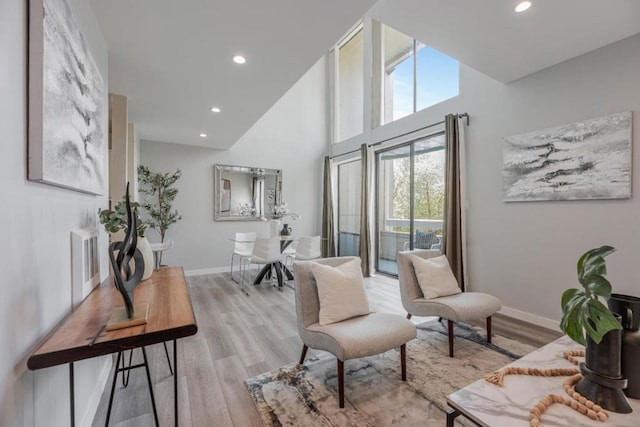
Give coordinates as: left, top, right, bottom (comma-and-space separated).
411, 255, 461, 300
311, 259, 371, 325
415, 231, 436, 249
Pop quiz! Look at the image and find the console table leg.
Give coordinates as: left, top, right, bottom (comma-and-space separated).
105, 352, 122, 427
141, 347, 160, 427
163, 341, 174, 375
69, 362, 75, 427
446, 407, 461, 427
174, 339, 178, 427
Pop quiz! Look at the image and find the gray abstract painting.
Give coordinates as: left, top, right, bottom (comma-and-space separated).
28, 0, 105, 194
503, 112, 632, 202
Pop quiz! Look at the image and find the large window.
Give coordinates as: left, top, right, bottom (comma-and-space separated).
381, 24, 459, 125
335, 26, 364, 142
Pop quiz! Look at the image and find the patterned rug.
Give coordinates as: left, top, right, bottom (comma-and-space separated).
245, 320, 537, 426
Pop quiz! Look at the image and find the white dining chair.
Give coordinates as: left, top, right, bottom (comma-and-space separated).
150, 239, 174, 270
230, 232, 256, 283
284, 236, 322, 274
240, 236, 284, 295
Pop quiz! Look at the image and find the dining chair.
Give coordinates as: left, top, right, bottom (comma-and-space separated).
151, 239, 174, 270
230, 232, 256, 283
284, 235, 322, 273
240, 236, 283, 295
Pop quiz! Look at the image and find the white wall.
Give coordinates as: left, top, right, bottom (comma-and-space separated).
463, 35, 640, 326
0, 0, 111, 425
140, 57, 330, 273
334, 33, 640, 327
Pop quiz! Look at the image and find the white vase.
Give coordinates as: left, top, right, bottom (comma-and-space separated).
137, 236, 154, 281
271, 219, 281, 237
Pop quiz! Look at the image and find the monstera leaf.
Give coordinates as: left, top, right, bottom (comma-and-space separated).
560, 246, 621, 346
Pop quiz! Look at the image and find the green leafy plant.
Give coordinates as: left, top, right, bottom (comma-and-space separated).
98, 200, 147, 237
137, 165, 182, 246
560, 245, 622, 346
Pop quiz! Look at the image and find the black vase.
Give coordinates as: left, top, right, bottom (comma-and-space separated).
609, 293, 640, 399
574, 315, 632, 413
280, 224, 292, 236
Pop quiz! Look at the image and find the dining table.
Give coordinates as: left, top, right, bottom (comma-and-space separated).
253, 235, 295, 290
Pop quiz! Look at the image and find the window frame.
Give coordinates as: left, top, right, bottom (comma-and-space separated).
376, 23, 459, 126
331, 22, 365, 144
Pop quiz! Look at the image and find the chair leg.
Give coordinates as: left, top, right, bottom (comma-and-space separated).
239, 259, 249, 296
406, 313, 412, 320
447, 320, 454, 358
337, 359, 345, 408
487, 316, 492, 344
230, 253, 236, 279
299, 345, 308, 365
400, 344, 407, 381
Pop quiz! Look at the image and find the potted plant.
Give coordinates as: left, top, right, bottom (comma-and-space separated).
560, 245, 630, 413
138, 165, 182, 266
99, 199, 154, 281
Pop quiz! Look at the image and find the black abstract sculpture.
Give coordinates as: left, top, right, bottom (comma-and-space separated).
108, 183, 145, 318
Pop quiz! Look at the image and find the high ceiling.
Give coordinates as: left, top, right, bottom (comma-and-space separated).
370, 0, 640, 84
91, 0, 640, 150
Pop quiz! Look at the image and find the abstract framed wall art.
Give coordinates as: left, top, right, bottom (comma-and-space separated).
28, 0, 105, 195
503, 111, 632, 202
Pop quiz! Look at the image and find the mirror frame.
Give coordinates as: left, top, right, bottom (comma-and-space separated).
213, 164, 282, 221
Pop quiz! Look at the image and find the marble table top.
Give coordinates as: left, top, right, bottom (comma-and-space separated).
447, 335, 640, 426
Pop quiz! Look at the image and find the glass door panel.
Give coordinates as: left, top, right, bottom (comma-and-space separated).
411, 136, 446, 250
375, 133, 445, 276
376, 145, 411, 275
337, 160, 361, 256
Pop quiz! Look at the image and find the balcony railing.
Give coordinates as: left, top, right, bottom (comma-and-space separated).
379, 218, 443, 261
383, 218, 444, 230
338, 218, 443, 274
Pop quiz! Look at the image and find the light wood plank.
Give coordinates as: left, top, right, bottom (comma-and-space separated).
220, 312, 266, 367
214, 356, 263, 427
183, 338, 233, 426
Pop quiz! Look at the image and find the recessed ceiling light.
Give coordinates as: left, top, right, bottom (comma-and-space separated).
515, 1, 531, 12
233, 55, 246, 64
210, 107, 221, 113
199, 133, 207, 138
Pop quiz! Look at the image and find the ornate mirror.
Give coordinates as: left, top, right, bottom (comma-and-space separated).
214, 164, 282, 221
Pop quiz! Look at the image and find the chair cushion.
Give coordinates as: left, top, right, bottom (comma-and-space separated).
305, 312, 417, 360
311, 258, 370, 325
405, 292, 502, 321
411, 255, 461, 299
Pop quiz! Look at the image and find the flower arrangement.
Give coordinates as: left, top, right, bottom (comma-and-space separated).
238, 203, 256, 216
272, 202, 300, 220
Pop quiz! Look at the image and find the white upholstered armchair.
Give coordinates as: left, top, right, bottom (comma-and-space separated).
397, 249, 501, 357
294, 256, 416, 408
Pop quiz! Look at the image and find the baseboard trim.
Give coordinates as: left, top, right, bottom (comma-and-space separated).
80, 356, 112, 427
184, 266, 230, 277
498, 306, 560, 332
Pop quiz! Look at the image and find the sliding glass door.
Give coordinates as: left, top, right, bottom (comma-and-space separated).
337, 159, 361, 256
375, 133, 445, 275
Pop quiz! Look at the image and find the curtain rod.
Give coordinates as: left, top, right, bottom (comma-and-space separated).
329, 112, 469, 159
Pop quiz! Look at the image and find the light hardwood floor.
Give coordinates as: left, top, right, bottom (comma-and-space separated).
91, 270, 562, 426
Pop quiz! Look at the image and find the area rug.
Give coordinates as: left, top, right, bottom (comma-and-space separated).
245, 320, 537, 426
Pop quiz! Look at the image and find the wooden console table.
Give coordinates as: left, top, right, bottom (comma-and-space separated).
28, 266, 198, 427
